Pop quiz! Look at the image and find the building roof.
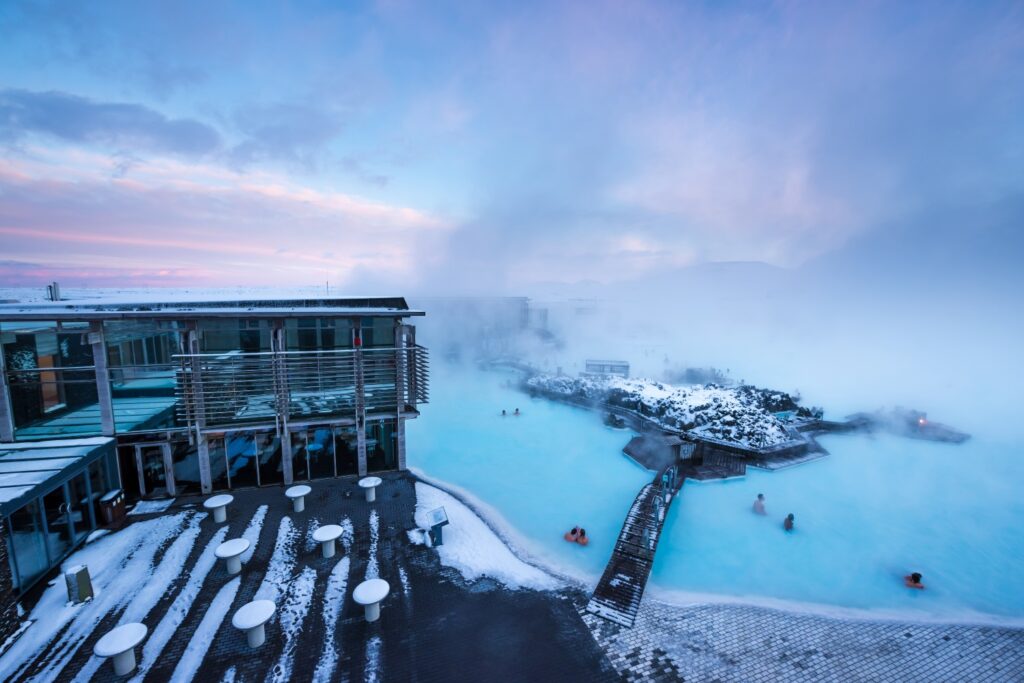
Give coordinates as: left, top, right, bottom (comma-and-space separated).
0, 437, 115, 513
0, 296, 423, 321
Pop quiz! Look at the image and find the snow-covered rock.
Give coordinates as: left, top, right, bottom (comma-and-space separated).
527, 374, 804, 449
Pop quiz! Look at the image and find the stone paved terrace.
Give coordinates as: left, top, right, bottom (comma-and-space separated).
583, 597, 1024, 682
2, 472, 619, 683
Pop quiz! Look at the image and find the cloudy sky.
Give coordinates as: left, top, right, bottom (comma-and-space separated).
0, 0, 1021, 292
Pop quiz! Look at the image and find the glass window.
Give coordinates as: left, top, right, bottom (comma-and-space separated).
138, 445, 169, 497
366, 420, 396, 472
361, 318, 395, 348
225, 433, 259, 488
171, 441, 202, 495
308, 427, 335, 479
7, 499, 48, 589
105, 321, 181, 434
334, 425, 358, 476
88, 459, 112, 521
67, 470, 95, 539
290, 431, 310, 481
41, 485, 74, 563
198, 319, 271, 354
256, 432, 284, 486
208, 437, 230, 491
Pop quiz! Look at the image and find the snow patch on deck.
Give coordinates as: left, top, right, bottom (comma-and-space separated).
267, 565, 316, 683
413, 482, 561, 591
128, 498, 176, 516
170, 576, 241, 682
311, 555, 351, 683
365, 510, 380, 580
240, 504, 268, 563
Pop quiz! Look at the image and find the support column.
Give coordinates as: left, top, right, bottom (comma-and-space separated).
89, 322, 115, 437
273, 323, 294, 486
394, 323, 408, 471
186, 327, 213, 494
0, 342, 16, 442
355, 323, 367, 477
395, 417, 407, 471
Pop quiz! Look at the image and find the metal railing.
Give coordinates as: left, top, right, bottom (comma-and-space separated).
174, 344, 428, 430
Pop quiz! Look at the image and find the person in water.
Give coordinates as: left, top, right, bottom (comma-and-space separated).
753, 493, 767, 515
564, 526, 579, 542
904, 572, 925, 589
577, 527, 588, 546
501, 409, 507, 417
783, 513, 795, 531
514, 408, 521, 416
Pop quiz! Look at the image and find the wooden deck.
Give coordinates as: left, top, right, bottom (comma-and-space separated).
586, 468, 683, 627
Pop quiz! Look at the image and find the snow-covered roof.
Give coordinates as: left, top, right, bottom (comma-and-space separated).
0, 437, 115, 512
0, 296, 423, 321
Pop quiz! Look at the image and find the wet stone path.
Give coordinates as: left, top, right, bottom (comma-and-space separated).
583, 598, 1024, 682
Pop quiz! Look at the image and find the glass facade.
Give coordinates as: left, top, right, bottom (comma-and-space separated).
2, 321, 100, 439
2, 305, 423, 504
106, 320, 180, 433
2, 441, 117, 592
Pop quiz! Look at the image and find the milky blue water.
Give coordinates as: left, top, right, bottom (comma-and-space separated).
409, 368, 1024, 621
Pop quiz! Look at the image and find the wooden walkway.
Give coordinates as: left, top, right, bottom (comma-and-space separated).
586, 469, 682, 627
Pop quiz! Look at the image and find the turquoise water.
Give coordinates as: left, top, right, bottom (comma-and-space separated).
653, 433, 1024, 620
410, 368, 1024, 620
407, 367, 649, 580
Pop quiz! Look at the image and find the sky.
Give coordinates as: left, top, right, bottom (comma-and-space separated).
0, 0, 1021, 293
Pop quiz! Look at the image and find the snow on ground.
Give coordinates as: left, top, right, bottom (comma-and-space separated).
240, 505, 268, 563
71, 515, 205, 683
267, 565, 316, 683
365, 510, 380, 580
127, 499, 176, 516
129, 525, 229, 681
0, 512, 190, 681
169, 576, 240, 682
364, 635, 382, 683
255, 516, 298, 603
527, 374, 798, 448
311, 555, 351, 683
413, 482, 561, 591
222, 666, 237, 682
340, 517, 354, 551
85, 528, 110, 543
398, 566, 410, 596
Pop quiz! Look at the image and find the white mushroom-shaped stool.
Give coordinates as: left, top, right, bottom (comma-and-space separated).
358, 476, 382, 503
93, 622, 148, 675
353, 578, 390, 622
232, 599, 276, 648
285, 484, 311, 512
203, 494, 234, 524
312, 524, 344, 558
215, 538, 250, 575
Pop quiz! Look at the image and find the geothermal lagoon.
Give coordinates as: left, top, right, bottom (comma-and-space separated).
409, 367, 1024, 622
